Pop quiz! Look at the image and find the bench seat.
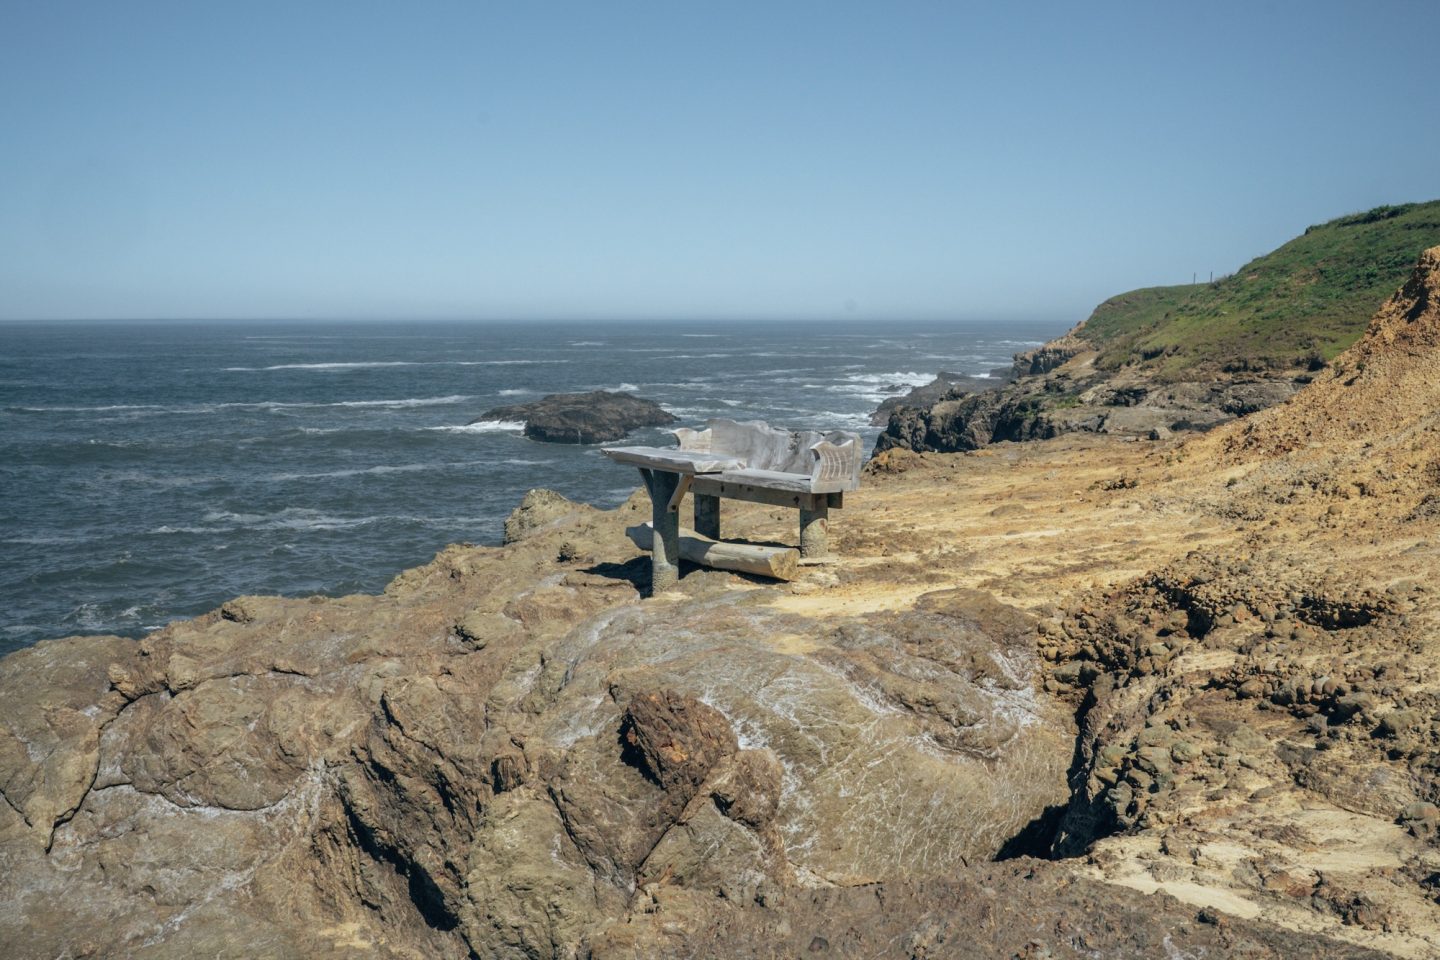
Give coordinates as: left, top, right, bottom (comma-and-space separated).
601, 446, 745, 474
712, 468, 819, 494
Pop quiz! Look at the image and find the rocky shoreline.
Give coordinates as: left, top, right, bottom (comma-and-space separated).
874, 330, 1311, 454
4, 248, 1440, 958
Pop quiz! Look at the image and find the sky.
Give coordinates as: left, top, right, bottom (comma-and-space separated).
1, 1, 1435, 324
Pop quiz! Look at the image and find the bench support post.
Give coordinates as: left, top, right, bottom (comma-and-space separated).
799, 501, 829, 559
693, 493, 721, 540
640, 469, 682, 593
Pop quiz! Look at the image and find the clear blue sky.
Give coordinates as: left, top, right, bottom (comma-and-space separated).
1, 1, 1434, 323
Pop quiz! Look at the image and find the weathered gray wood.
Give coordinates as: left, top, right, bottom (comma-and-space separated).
808, 438, 863, 493
693, 493, 721, 540
626, 523, 799, 581
643, 470, 682, 592
667, 474, 692, 513
603, 446, 742, 473
799, 503, 829, 558
691, 476, 827, 510
674, 419, 864, 493
716, 468, 817, 494
616, 419, 860, 576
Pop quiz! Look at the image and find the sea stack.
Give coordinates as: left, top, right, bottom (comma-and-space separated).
472, 390, 677, 444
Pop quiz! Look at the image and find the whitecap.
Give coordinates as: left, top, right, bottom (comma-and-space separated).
265, 461, 488, 481
12, 396, 474, 415
328, 395, 472, 409
426, 420, 526, 433
12, 403, 167, 413
196, 508, 381, 531
225, 360, 566, 371
227, 361, 417, 371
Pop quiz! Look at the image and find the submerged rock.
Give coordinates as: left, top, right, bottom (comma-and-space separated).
473, 390, 676, 444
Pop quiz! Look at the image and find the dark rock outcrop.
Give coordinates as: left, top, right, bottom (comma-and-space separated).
1011, 332, 1087, 378
473, 390, 676, 444
876, 341, 1305, 455
869, 371, 1009, 426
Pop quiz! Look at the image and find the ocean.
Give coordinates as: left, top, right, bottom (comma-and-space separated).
0, 318, 1061, 655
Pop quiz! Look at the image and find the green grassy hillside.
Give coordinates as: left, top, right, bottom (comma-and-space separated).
1077, 200, 1440, 378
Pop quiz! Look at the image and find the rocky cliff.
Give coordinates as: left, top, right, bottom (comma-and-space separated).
7, 250, 1440, 958
878, 202, 1440, 455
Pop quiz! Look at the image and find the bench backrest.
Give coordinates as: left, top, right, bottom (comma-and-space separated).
674, 418, 863, 493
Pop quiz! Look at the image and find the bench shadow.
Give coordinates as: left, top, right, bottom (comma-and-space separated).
580, 557, 650, 590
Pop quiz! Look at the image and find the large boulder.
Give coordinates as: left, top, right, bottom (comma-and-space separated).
0, 517, 1074, 958
473, 390, 676, 444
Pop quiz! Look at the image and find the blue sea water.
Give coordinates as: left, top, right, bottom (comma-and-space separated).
0, 318, 1061, 655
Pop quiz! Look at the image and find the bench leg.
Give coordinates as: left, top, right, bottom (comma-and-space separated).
694, 493, 721, 540
647, 471, 682, 593
799, 503, 829, 558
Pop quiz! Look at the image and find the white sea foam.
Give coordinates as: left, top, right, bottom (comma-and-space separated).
197, 508, 380, 531
614, 382, 640, 392
329, 395, 472, 408
226, 361, 415, 371
820, 370, 937, 402
265, 460, 492, 482
426, 420, 526, 433
497, 389, 531, 396
15, 396, 474, 415
13, 403, 167, 413
224, 360, 566, 371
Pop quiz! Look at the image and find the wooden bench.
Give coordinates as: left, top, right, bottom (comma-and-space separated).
604, 419, 864, 592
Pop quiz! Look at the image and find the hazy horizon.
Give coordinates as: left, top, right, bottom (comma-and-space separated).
3, 1, 1436, 323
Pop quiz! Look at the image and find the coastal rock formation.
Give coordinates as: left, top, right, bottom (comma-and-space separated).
878, 204, 1440, 456
1033, 246, 1440, 957
875, 368, 1303, 453
1011, 331, 1087, 377
869, 370, 1008, 426
501, 488, 597, 544
0, 490, 1074, 957
9, 250, 1440, 958
473, 390, 676, 444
